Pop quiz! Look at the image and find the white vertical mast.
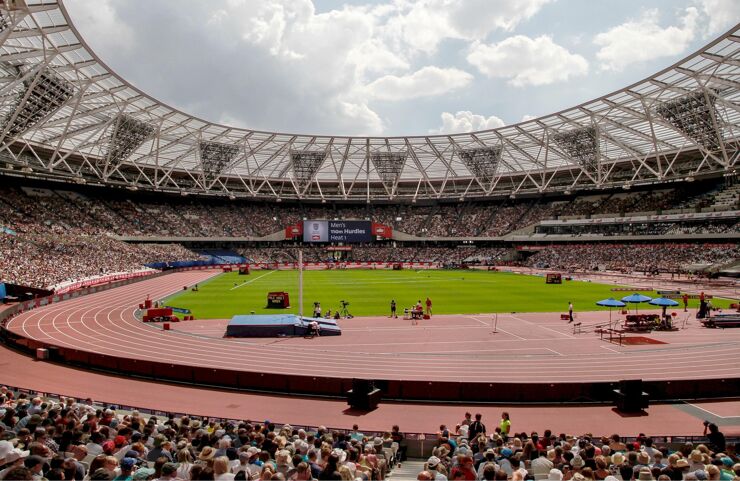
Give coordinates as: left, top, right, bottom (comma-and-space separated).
298, 249, 304, 318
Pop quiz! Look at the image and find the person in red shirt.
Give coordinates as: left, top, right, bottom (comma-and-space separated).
682, 293, 689, 312
425, 297, 432, 317
449, 455, 477, 480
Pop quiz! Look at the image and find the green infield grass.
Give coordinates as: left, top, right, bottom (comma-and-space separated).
161, 269, 733, 319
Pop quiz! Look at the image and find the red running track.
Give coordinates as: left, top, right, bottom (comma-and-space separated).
2, 345, 738, 436
4, 270, 740, 389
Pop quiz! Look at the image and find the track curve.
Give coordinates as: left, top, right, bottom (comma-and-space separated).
4, 270, 740, 402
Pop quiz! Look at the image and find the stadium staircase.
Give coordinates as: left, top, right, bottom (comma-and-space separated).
387, 460, 426, 480
710, 183, 739, 210
503, 222, 537, 238
474, 202, 504, 236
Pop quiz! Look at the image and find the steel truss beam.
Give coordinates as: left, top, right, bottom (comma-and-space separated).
198, 140, 239, 186
290, 149, 326, 192
370, 150, 407, 194
457, 146, 501, 189
0, 66, 73, 142
655, 88, 724, 154
100, 113, 154, 175
0, 3, 736, 200
552, 125, 603, 183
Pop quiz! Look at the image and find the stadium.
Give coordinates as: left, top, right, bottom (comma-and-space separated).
0, 1, 739, 480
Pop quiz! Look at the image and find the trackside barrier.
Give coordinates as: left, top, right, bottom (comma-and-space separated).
2, 316, 740, 402
0, 384, 736, 458
1, 268, 740, 403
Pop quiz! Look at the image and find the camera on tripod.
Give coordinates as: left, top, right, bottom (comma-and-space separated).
338, 300, 353, 319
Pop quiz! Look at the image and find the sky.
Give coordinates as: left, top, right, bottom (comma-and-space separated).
64, 0, 740, 137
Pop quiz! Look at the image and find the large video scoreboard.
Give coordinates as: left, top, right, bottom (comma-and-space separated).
302, 220, 372, 243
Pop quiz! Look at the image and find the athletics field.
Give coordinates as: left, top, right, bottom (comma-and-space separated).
162, 269, 731, 319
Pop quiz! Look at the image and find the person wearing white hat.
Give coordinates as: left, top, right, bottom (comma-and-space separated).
425, 456, 447, 481
477, 449, 500, 480
548, 468, 564, 481
0, 440, 30, 479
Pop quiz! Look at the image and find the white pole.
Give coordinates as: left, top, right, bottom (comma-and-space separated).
298, 249, 303, 319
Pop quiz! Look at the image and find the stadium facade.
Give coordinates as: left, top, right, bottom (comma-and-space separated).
0, 2, 738, 202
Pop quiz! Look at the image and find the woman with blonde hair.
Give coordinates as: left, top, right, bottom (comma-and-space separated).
705, 464, 721, 481
275, 450, 293, 477
338, 465, 354, 481
177, 448, 195, 480
214, 456, 236, 481
260, 465, 277, 481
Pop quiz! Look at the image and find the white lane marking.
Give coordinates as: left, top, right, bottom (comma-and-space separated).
509, 313, 575, 339
544, 348, 564, 356
230, 270, 277, 290
470, 316, 527, 340
683, 402, 736, 419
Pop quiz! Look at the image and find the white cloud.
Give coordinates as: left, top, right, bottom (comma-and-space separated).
65, 0, 134, 54
520, 114, 537, 122
698, 0, 740, 35
466, 35, 588, 87
430, 111, 505, 134
365, 66, 473, 101
383, 0, 552, 55
594, 8, 699, 71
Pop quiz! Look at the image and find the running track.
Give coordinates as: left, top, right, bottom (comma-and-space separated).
4, 270, 740, 389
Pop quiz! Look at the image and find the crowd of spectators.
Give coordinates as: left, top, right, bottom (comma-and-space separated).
1, 180, 737, 290
1, 181, 737, 241
0, 388, 408, 481
416, 413, 737, 481
234, 247, 511, 265
525, 244, 740, 273
0, 226, 204, 290
535, 220, 739, 237
0, 390, 737, 481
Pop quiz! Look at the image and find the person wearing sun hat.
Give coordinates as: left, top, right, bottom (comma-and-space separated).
198, 445, 216, 467
689, 450, 705, 472
563, 455, 584, 481
672, 457, 691, 480
425, 456, 447, 481
636, 467, 654, 481
548, 468, 563, 481
633, 452, 652, 477
477, 449, 500, 480
0, 440, 30, 479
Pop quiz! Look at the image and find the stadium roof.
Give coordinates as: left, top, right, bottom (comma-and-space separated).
0, 1, 738, 201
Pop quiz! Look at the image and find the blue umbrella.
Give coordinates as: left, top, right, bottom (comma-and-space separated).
621, 293, 652, 313
648, 297, 679, 307
649, 296, 679, 318
596, 298, 627, 323
597, 298, 627, 307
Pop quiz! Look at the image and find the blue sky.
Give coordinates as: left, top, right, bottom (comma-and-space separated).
66, 0, 739, 136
